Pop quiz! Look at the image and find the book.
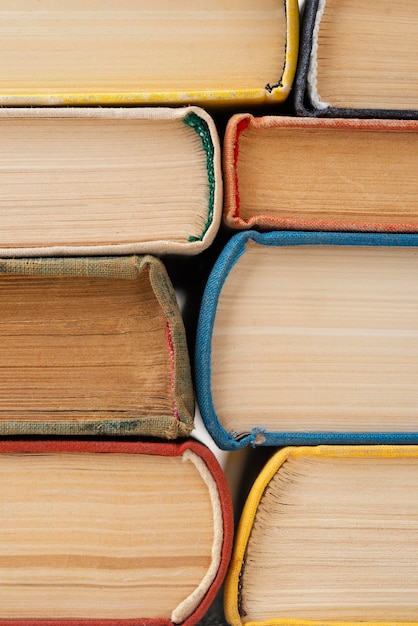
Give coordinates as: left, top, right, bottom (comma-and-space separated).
0, 255, 194, 438
0, 106, 222, 256
0, 438, 233, 625
0, 0, 299, 107
225, 444, 418, 625
294, 0, 418, 118
195, 230, 418, 450
223, 114, 418, 232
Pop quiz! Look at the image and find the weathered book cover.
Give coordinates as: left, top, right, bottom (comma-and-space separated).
0, 255, 194, 438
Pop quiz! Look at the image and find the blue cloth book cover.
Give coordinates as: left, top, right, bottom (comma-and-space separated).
196, 230, 418, 450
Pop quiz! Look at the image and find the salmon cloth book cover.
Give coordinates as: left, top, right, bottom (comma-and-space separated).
0, 439, 233, 626
223, 114, 418, 233
225, 445, 418, 625
0, 255, 194, 438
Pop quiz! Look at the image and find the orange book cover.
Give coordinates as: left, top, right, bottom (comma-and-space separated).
223, 114, 418, 233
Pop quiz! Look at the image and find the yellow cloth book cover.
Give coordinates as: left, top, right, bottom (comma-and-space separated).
0, 0, 299, 107
225, 445, 418, 626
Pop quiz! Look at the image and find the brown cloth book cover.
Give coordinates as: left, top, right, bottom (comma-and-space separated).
0, 255, 194, 438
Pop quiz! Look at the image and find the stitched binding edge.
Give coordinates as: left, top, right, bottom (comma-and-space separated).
183, 112, 216, 244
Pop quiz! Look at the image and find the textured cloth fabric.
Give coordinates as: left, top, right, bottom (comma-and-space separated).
0, 255, 195, 438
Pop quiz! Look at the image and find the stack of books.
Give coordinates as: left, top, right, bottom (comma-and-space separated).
0, 1, 417, 625
195, 0, 418, 624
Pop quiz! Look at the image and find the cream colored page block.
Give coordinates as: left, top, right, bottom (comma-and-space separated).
211, 242, 418, 433
315, 0, 418, 109
0, 0, 285, 93
0, 273, 172, 420
237, 126, 418, 224
0, 452, 214, 619
0, 117, 209, 248
242, 455, 418, 621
